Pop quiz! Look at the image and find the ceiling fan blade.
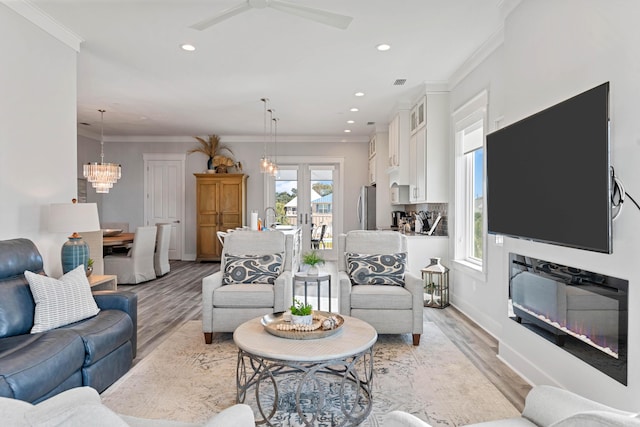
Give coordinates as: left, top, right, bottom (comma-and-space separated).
268, 0, 353, 30
189, 2, 252, 30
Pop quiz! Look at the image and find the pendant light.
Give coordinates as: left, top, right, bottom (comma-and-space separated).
267, 108, 275, 175
83, 109, 121, 193
271, 116, 279, 177
259, 98, 271, 173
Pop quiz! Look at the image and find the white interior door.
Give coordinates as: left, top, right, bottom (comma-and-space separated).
144, 154, 185, 260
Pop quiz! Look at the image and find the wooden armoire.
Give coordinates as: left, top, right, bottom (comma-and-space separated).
195, 173, 247, 261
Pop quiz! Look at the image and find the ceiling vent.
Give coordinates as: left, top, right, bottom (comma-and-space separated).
393, 79, 407, 86
367, 121, 375, 126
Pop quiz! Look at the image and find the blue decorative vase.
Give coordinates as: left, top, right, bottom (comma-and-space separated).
61, 236, 89, 274
207, 156, 214, 171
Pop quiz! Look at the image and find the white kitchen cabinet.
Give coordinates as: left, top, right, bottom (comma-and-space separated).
410, 96, 426, 135
409, 127, 426, 203
387, 109, 410, 185
424, 93, 449, 203
368, 156, 376, 185
408, 92, 449, 203
368, 135, 376, 159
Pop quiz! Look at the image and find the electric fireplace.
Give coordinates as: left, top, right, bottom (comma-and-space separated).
508, 253, 628, 384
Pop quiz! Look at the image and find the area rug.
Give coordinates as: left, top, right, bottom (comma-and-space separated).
101, 321, 519, 426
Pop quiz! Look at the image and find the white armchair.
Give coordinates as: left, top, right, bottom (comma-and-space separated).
338, 230, 424, 345
104, 226, 157, 284
202, 230, 293, 344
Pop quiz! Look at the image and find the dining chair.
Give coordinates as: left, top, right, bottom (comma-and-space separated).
311, 224, 326, 250
154, 223, 171, 277
104, 226, 157, 284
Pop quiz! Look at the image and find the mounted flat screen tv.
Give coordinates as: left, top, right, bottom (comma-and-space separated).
486, 82, 611, 253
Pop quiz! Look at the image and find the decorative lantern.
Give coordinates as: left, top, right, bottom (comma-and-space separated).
421, 257, 450, 309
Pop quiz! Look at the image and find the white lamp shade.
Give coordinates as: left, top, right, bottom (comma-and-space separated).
49, 203, 100, 233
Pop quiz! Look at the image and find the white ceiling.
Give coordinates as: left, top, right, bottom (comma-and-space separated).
31, 0, 505, 141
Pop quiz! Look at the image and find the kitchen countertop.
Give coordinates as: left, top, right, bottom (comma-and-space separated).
377, 227, 448, 238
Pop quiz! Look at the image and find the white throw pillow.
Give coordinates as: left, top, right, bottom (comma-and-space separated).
25, 265, 100, 333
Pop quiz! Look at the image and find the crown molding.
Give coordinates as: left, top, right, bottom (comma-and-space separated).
2, 0, 83, 51
76, 129, 369, 144
448, 25, 504, 90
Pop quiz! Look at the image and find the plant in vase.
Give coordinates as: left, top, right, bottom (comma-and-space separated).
86, 258, 94, 277
187, 134, 235, 173
302, 250, 324, 276
290, 298, 313, 325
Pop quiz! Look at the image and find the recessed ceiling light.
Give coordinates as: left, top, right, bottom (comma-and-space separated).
344, 129, 351, 133
180, 44, 196, 52
354, 92, 365, 97
376, 43, 391, 51
350, 107, 359, 112
347, 120, 355, 124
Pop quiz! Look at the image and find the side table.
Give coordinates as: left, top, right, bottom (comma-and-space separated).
293, 271, 332, 312
89, 274, 118, 291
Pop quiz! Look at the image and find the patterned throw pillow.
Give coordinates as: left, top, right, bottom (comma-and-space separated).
222, 253, 283, 285
346, 252, 407, 286
24, 265, 100, 333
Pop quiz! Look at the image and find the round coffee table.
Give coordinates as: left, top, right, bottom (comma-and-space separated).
233, 315, 377, 426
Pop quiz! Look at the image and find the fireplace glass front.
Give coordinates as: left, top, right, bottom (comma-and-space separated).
508, 253, 628, 385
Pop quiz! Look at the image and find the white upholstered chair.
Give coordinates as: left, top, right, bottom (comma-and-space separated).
104, 226, 157, 284
338, 230, 424, 345
154, 223, 171, 277
202, 230, 293, 344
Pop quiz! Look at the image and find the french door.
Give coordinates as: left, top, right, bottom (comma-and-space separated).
265, 158, 342, 261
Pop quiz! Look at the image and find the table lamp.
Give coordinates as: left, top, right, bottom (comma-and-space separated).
49, 199, 100, 274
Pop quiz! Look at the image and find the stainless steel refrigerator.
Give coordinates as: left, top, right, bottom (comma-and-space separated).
357, 185, 376, 230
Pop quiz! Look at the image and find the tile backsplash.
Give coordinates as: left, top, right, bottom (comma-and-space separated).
407, 202, 448, 236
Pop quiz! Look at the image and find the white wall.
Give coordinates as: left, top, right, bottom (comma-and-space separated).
0, 4, 79, 277
78, 136, 369, 259
450, 0, 640, 410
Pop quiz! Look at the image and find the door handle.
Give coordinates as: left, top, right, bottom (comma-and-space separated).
173, 220, 180, 224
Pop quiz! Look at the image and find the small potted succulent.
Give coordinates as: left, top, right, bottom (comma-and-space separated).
302, 250, 324, 276
86, 258, 94, 277
290, 298, 313, 325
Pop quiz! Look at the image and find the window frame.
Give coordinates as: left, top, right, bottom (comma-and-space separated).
453, 90, 488, 276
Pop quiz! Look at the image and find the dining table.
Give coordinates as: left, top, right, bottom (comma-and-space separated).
102, 232, 135, 255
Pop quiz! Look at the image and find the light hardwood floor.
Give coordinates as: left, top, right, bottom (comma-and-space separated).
119, 260, 531, 412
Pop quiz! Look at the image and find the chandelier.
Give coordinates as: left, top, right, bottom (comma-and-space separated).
83, 109, 121, 193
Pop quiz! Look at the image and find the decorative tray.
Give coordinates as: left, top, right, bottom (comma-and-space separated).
261, 311, 344, 340
102, 229, 123, 237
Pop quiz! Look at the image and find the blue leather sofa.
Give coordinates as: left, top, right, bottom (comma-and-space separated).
0, 238, 137, 403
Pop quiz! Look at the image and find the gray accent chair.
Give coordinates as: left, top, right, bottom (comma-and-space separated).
202, 230, 293, 344
384, 385, 640, 426
338, 230, 423, 346
104, 226, 157, 284
154, 223, 171, 277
